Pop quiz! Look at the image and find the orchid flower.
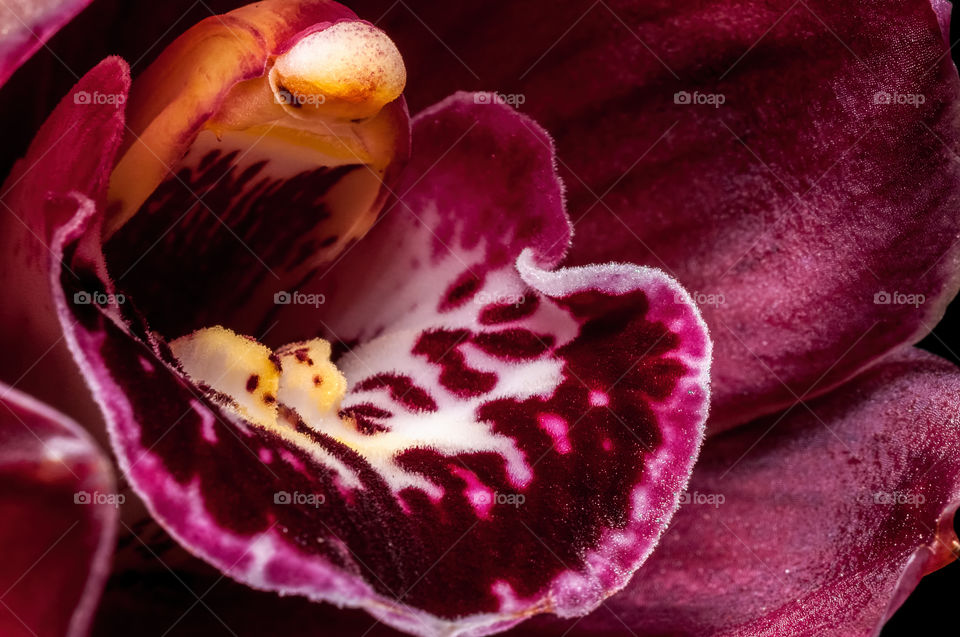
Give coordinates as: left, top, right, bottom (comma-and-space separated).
1, 1, 959, 636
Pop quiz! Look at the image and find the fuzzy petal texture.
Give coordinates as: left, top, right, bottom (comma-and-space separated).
0, 0, 91, 86
0, 56, 128, 431
346, 0, 960, 432
26, 64, 710, 635
519, 348, 960, 636
0, 382, 117, 637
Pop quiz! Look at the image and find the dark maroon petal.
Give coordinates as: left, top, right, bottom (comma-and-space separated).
0, 56, 128, 427
0, 0, 91, 87
0, 382, 117, 637
520, 348, 960, 636
54, 94, 710, 634
349, 0, 960, 432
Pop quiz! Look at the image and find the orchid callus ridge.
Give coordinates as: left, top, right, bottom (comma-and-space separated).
2, 0, 960, 636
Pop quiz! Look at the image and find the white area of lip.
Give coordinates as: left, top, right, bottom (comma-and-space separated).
298, 241, 578, 500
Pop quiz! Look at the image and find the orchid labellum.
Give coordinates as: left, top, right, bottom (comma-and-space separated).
0, 0, 959, 636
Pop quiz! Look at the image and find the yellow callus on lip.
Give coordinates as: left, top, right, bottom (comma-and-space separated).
276, 339, 348, 429
170, 326, 281, 429
170, 327, 347, 431
270, 21, 406, 120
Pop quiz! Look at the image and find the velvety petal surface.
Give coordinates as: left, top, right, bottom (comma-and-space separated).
0, 0, 91, 86
49, 81, 710, 634
519, 348, 960, 636
0, 55, 128, 435
345, 0, 960, 431
0, 382, 117, 637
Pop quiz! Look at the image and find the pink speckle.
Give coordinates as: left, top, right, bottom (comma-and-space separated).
258, 448, 273, 464
602, 438, 613, 451
191, 400, 218, 443
589, 390, 609, 407
451, 465, 494, 518
538, 413, 571, 454
138, 356, 155, 373
279, 449, 306, 473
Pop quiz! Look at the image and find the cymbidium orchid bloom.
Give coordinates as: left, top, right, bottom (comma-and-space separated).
2, 0, 960, 636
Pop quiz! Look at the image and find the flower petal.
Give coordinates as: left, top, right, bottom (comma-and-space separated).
0, 0, 91, 87
53, 94, 710, 635
524, 348, 960, 636
0, 56, 129, 426
0, 382, 117, 637
351, 0, 960, 432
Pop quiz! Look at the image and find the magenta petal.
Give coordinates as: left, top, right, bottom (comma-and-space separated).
353, 0, 960, 432
0, 382, 117, 637
521, 348, 960, 636
0, 0, 91, 87
0, 56, 129, 425
51, 94, 710, 635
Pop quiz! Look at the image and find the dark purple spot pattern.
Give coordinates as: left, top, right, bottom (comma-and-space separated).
64, 261, 694, 620
104, 148, 358, 339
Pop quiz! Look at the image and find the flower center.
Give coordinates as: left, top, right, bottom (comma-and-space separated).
104, 7, 408, 281
170, 326, 350, 436
269, 21, 406, 120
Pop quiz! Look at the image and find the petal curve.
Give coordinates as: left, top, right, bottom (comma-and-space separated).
0, 0, 91, 87
0, 382, 117, 637
524, 348, 960, 636
0, 55, 129, 429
